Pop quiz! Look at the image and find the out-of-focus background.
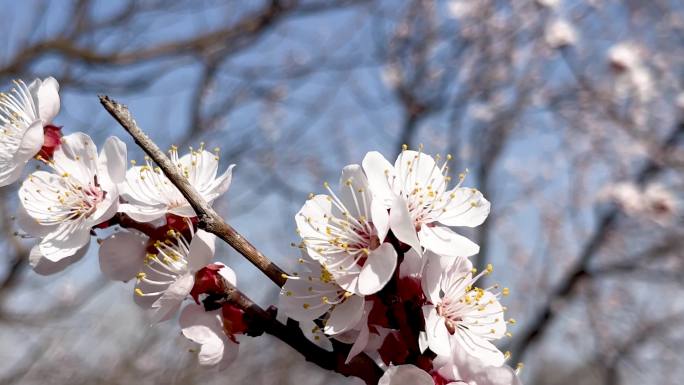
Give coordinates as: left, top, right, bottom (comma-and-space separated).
0, 0, 683, 384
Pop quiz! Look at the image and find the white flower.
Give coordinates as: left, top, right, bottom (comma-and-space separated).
536, 0, 560, 8
422, 252, 507, 366
434, 344, 522, 385
545, 19, 578, 49
131, 228, 217, 322
378, 365, 436, 385
18, 132, 126, 264
179, 303, 239, 370
296, 164, 397, 296
362, 148, 490, 258
120, 146, 234, 222
0, 77, 60, 186
608, 42, 642, 72
278, 252, 365, 336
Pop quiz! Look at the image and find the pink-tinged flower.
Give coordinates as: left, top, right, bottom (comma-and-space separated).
278, 251, 365, 336
179, 303, 239, 370
18, 132, 126, 266
422, 252, 507, 366
127, 228, 221, 322
378, 365, 436, 385
296, 164, 397, 296
362, 148, 489, 258
0, 77, 60, 186
434, 343, 522, 385
120, 146, 234, 222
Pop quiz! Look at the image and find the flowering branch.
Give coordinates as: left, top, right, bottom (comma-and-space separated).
99, 95, 287, 287
219, 280, 383, 384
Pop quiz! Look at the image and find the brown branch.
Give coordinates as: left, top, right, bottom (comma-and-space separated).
221, 282, 382, 384
99, 95, 287, 287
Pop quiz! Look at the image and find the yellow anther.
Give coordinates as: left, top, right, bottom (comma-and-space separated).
502, 287, 510, 296
134, 288, 144, 297
486, 264, 493, 274
508, 318, 516, 325
401, 144, 408, 150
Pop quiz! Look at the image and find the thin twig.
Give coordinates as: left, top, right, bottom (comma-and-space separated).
99, 95, 287, 287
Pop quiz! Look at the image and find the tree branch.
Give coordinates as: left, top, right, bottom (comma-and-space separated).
99, 95, 287, 287
220, 280, 382, 384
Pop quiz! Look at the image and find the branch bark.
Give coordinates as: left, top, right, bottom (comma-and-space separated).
99, 95, 287, 287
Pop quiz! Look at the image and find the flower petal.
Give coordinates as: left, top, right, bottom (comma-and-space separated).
300, 319, 333, 352
323, 294, 364, 335
362, 151, 396, 207
418, 225, 479, 258
422, 252, 472, 303
358, 243, 397, 295
99, 136, 127, 184
98, 229, 148, 281
345, 300, 373, 364
179, 304, 228, 367
389, 196, 422, 253
15, 120, 44, 162
151, 273, 195, 322
379, 365, 434, 385
30, 243, 88, 276
371, 198, 390, 243
437, 187, 491, 227
423, 305, 451, 356
36, 77, 60, 124
187, 230, 216, 272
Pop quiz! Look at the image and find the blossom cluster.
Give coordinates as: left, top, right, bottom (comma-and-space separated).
278, 148, 522, 384
2, 78, 241, 369
2, 77, 522, 384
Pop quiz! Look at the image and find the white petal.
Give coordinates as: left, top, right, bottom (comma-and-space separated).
423, 305, 451, 356
36, 77, 60, 124
98, 229, 148, 281
379, 365, 434, 385
463, 291, 506, 339
399, 248, 423, 278
358, 243, 397, 295
39, 220, 92, 262
99, 136, 127, 184
52, 132, 98, 185
418, 225, 479, 258
453, 329, 505, 368
15, 120, 44, 162
418, 331, 429, 354
362, 151, 396, 206
278, 278, 332, 322
471, 365, 522, 385
338, 164, 372, 219
16, 203, 55, 238
205, 164, 235, 203
179, 304, 227, 367
30, 243, 88, 276
422, 252, 473, 304
323, 294, 364, 335
216, 263, 237, 286
187, 230, 216, 272
345, 300, 373, 364
118, 203, 168, 223
151, 273, 195, 322
394, 150, 445, 195
389, 197, 422, 253
300, 319, 333, 352
437, 187, 491, 227
371, 198, 390, 242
